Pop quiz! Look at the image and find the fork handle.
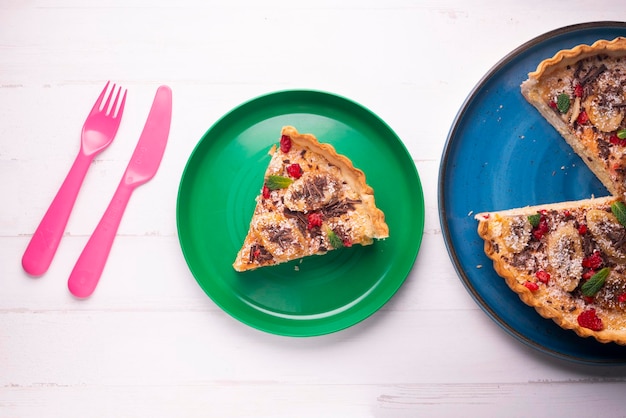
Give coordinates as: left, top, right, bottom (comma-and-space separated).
22, 151, 93, 276
68, 181, 134, 298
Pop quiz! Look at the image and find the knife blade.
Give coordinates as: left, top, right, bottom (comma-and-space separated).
68, 85, 172, 298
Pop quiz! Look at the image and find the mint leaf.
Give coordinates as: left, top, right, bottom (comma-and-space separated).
265, 175, 293, 190
611, 201, 626, 228
528, 214, 541, 228
617, 129, 626, 140
327, 229, 343, 249
556, 93, 570, 113
581, 267, 609, 297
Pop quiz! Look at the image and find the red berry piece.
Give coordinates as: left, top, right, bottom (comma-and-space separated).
577, 110, 589, 124
610, 134, 626, 147
286, 163, 303, 179
535, 270, 550, 284
262, 185, 270, 199
618, 293, 626, 303
306, 212, 323, 230
574, 84, 584, 98
524, 281, 539, 292
532, 214, 549, 240
582, 251, 603, 269
577, 309, 604, 331
280, 135, 292, 153
577, 224, 587, 235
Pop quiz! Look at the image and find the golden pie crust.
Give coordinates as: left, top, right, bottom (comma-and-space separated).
476, 196, 626, 345
233, 126, 388, 272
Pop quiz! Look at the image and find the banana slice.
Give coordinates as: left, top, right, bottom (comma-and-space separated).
547, 224, 583, 292
253, 212, 306, 261
586, 209, 626, 261
583, 94, 624, 133
283, 172, 341, 212
498, 216, 532, 253
569, 96, 581, 124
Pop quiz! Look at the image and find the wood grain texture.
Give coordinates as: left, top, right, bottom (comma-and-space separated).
2, 0, 626, 416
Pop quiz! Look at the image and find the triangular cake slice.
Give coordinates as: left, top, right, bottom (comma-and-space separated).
521, 37, 626, 199
233, 126, 389, 272
475, 196, 626, 345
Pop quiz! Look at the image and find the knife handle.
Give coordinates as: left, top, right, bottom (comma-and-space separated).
68, 181, 133, 298
22, 151, 93, 276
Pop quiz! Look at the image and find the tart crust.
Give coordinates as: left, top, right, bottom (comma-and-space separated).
233, 126, 389, 272
476, 196, 626, 345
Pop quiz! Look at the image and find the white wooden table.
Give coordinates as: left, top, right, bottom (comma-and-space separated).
3, 1, 626, 417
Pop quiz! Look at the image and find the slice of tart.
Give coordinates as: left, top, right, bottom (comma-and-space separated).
232, 126, 389, 272
521, 37, 626, 200
475, 196, 626, 345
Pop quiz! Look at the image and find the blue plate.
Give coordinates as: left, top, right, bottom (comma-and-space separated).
439, 22, 626, 364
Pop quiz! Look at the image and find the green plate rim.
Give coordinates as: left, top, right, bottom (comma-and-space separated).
176, 89, 424, 336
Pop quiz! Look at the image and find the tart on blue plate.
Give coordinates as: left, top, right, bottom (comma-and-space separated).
477, 38, 626, 345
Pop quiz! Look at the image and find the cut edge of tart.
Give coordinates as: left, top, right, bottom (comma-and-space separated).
232, 126, 389, 272
475, 195, 626, 345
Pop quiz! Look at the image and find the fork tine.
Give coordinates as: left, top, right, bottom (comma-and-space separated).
102, 83, 117, 115
112, 87, 127, 119
90, 81, 111, 115
109, 85, 121, 117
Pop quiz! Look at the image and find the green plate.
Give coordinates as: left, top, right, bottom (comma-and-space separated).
176, 90, 424, 336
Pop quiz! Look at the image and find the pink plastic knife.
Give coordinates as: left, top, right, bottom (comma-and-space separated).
68, 85, 172, 298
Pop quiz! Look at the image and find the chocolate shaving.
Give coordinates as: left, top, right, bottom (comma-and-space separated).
267, 226, 293, 249
249, 244, 273, 263
573, 61, 584, 80
288, 175, 329, 204
582, 230, 595, 256
333, 225, 350, 242
283, 196, 362, 238
303, 175, 327, 201
284, 209, 308, 234
597, 137, 610, 161
607, 225, 626, 253
580, 64, 607, 86
322, 198, 361, 218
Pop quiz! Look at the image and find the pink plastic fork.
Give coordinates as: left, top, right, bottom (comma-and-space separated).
22, 81, 127, 276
